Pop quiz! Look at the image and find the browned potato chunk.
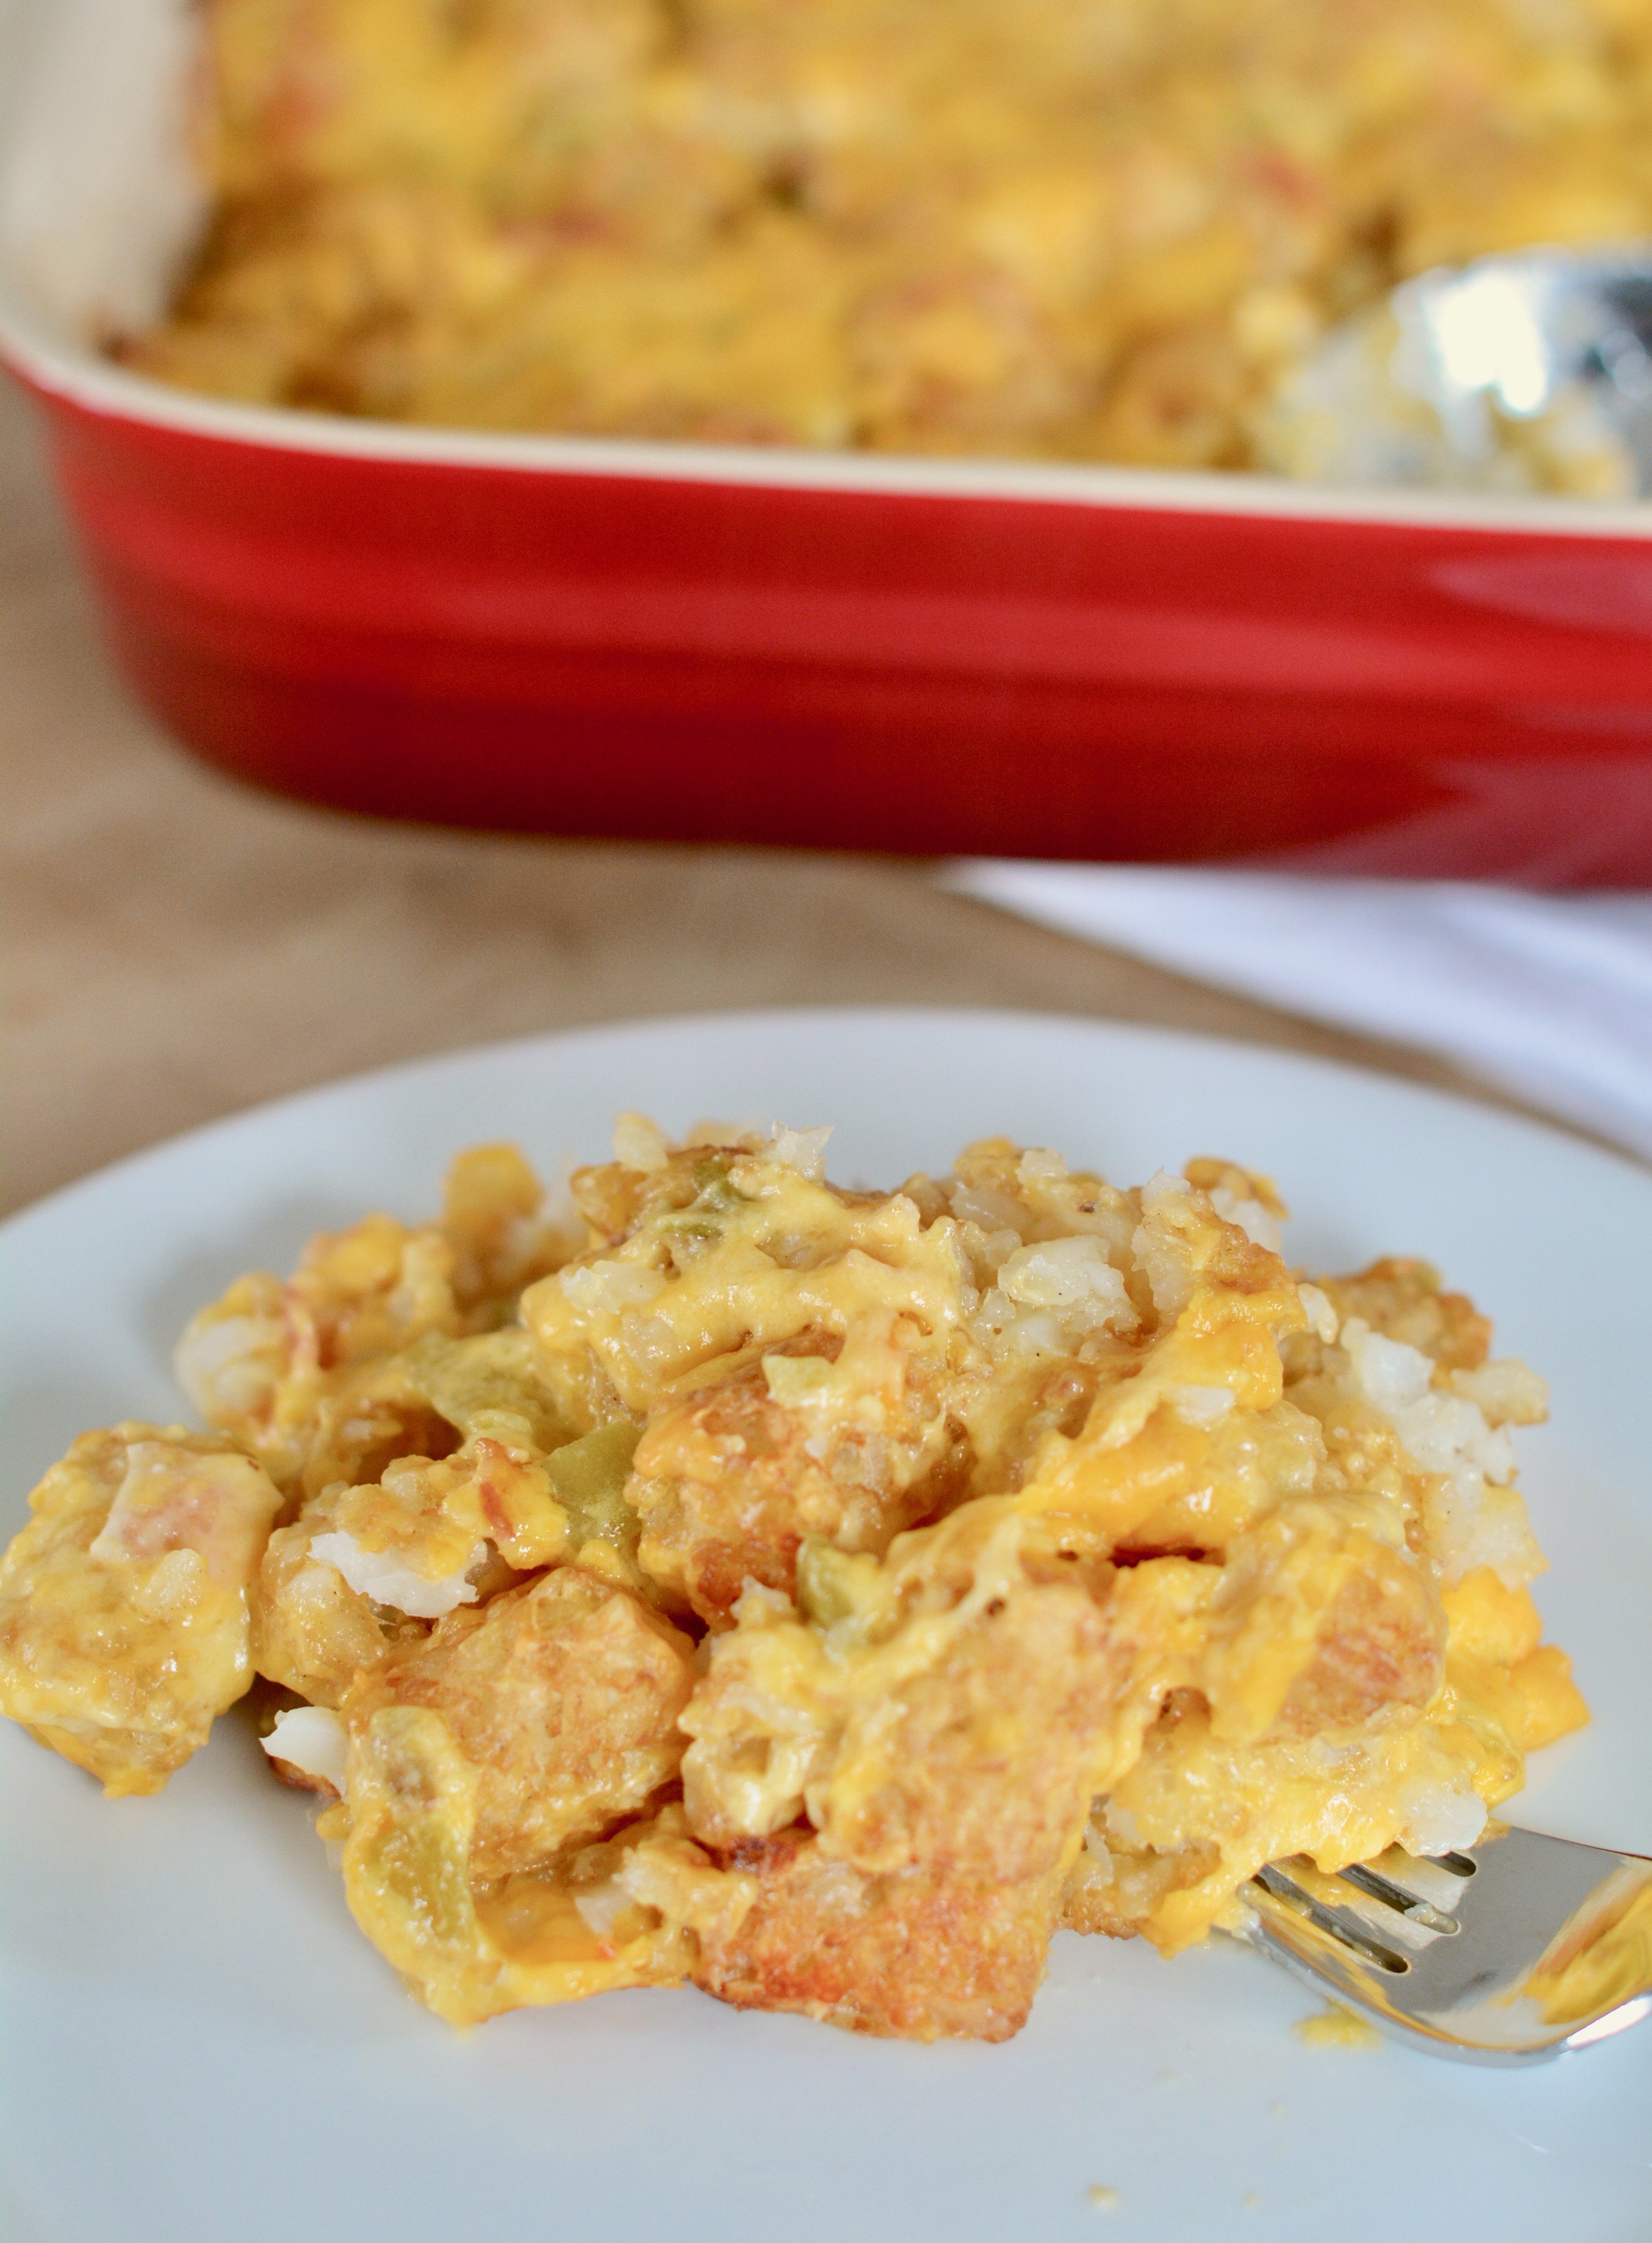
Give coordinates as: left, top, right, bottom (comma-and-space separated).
252, 1434, 574, 1708
0, 1425, 282, 1794
682, 1499, 1130, 1876
340, 1715, 739, 2026
629, 1337, 965, 1629
1316, 1258, 1491, 1373
685, 1522, 1120, 2038
251, 1496, 431, 1709
343, 1565, 697, 1878
693, 1829, 1061, 2042
803, 1565, 1123, 1882
1277, 1540, 1446, 1735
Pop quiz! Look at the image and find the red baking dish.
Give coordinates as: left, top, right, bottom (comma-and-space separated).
6, 0, 1652, 879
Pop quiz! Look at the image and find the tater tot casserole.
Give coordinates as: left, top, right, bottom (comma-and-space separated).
0, 1119, 1585, 2040
121, 0, 1652, 470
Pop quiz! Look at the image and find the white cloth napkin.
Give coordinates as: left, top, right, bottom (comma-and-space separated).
944, 864, 1652, 1162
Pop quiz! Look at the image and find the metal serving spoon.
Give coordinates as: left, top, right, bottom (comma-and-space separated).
1262, 246, 1652, 499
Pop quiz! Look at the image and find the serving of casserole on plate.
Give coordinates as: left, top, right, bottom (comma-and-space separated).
0, 1013, 1647, 2243
0, 1093, 1587, 2038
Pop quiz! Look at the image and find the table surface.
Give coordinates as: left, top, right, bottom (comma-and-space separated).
1, 375, 1552, 1223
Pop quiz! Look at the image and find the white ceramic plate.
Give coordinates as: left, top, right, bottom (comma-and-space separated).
3, 1009, 1649, 2243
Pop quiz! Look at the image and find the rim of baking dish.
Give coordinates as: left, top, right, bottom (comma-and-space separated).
7, 277, 1652, 543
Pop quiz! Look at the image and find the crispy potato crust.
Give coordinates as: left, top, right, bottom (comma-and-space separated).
695, 1830, 1060, 2042
344, 1565, 697, 1878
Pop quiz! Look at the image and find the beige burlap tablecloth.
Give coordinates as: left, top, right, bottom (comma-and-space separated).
1, 377, 1550, 1221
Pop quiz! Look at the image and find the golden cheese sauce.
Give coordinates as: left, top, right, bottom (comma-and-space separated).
1526, 1874, 1652, 2026
0, 1116, 1588, 2039
123, 0, 1652, 472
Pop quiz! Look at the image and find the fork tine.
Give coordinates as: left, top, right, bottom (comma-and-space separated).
1252, 1863, 1411, 1973
1338, 1860, 1460, 1934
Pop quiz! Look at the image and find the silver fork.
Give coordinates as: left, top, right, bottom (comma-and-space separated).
1238, 1825, 1652, 2064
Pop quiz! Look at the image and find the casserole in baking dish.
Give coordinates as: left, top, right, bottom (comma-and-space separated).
3, 0, 1652, 875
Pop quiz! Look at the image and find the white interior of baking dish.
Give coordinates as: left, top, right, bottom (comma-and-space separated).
3, 0, 1652, 538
